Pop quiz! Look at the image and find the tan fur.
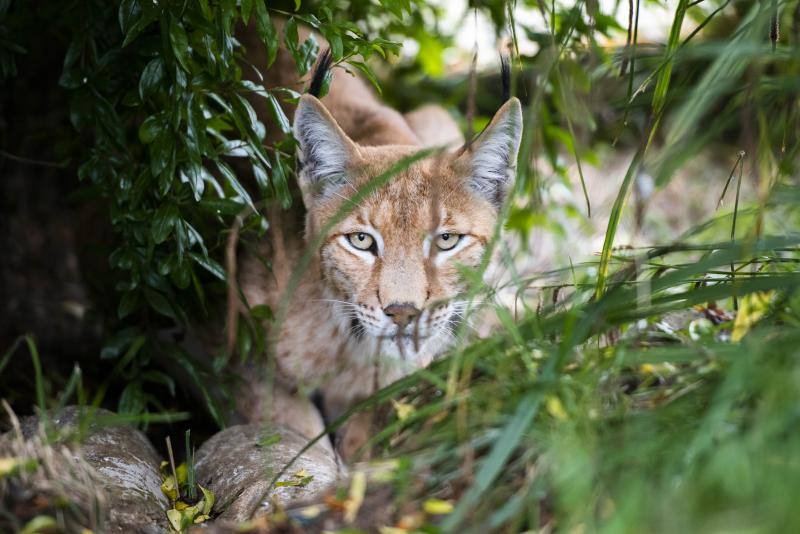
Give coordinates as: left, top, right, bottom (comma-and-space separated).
237, 25, 522, 460
404, 104, 465, 149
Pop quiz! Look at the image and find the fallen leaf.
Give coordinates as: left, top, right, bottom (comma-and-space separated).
391, 399, 415, 421
0, 456, 37, 477
199, 484, 215, 515
545, 395, 568, 421
344, 470, 366, 523
423, 498, 454, 515
161, 475, 179, 501
732, 291, 774, 342
166, 508, 183, 531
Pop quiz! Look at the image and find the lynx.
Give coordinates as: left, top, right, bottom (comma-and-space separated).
237, 33, 523, 460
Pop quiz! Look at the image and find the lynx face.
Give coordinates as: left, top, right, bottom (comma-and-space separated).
294, 95, 523, 367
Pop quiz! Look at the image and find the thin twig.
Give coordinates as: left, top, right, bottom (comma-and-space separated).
620, 0, 634, 77
730, 152, 745, 311
465, 9, 478, 142
0, 149, 68, 168
225, 206, 254, 355
166, 436, 180, 501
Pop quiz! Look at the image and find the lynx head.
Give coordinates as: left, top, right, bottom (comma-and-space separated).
294, 94, 523, 367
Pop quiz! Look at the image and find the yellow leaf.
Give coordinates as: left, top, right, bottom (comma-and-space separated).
166, 509, 183, 531
423, 498, 454, 515
397, 512, 425, 529
194, 514, 209, 524
293, 468, 310, 478
20, 516, 57, 534
294, 504, 325, 519
639, 363, 655, 374
0, 457, 37, 477
391, 399, 415, 421
161, 475, 178, 501
344, 470, 366, 523
545, 395, 568, 421
174, 501, 190, 511
379, 528, 408, 534
175, 462, 188, 485
732, 291, 774, 342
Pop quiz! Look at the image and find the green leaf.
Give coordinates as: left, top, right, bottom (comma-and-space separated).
170, 261, 192, 289
236, 319, 252, 359
189, 252, 226, 281
120, 4, 156, 47
100, 327, 142, 359
138, 114, 163, 144
254, 2, 278, 67
267, 91, 291, 134
151, 204, 179, 244
118, 0, 140, 35
142, 370, 176, 396
199, 485, 215, 515
169, 19, 191, 72
150, 132, 175, 178
181, 164, 205, 202
329, 34, 343, 61
272, 153, 292, 208
144, 288, 177, 319
174, 350, 226, 428
118, 290, 141, 319
241, 0, 254, 24
252, 163, 269, 191
20, 516, 57, 534
295, 34, 319, 76
216, 160, 254, 209
250, 304, 273, 321
139, 57, 165, 101
348, 60, 381, 94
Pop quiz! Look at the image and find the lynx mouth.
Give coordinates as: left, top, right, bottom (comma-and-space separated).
382, 332, 429, 342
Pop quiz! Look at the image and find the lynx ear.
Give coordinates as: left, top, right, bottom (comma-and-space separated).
460, 97, 523, 208
294, 94, 359, 202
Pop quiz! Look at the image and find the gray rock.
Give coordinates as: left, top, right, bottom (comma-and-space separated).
10, 406, 169, 533
194, 424, 340, 522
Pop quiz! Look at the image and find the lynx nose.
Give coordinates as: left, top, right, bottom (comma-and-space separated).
383, 303, 420, 328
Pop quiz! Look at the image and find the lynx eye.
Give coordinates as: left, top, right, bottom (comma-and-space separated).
435, 233, 462, 251
346, 232, 376, 252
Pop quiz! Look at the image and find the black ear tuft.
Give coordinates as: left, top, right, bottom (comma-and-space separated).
308, 48, 333, 98
500, 54, 511, 102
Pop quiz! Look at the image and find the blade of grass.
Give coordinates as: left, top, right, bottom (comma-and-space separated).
646, 0, 688, 149
594, 149, 643, 299
2, 335, 47, 414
